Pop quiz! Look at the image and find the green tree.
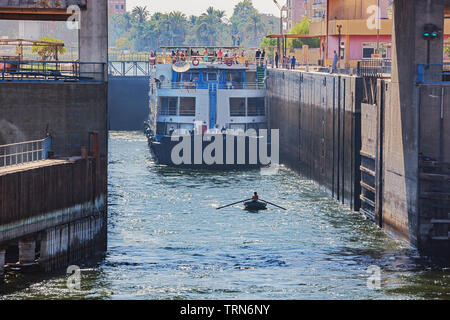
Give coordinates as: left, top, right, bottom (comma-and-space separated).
195, 7, 226, 46
32, 37, 66, 60
115, 37, 133, 50
132, 6, 150, 23
230, 0, 258, 46
245, 12, 264, 47
288, 17, 320, 49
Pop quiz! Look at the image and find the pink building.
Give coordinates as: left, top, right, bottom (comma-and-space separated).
108, 0, 126, 14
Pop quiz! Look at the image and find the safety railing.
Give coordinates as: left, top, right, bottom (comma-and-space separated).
155, 55, 267, 67
357, 59, 392, 78
0, 60, 106, 83
153, 81, 266, 90
417, 63, 450, 84
108, 61, 152, 77
0, 137, 51, 167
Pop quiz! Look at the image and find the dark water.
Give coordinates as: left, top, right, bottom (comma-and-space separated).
1, 131, 449, 300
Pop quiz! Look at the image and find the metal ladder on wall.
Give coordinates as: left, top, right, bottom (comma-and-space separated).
257, 66, 266, 89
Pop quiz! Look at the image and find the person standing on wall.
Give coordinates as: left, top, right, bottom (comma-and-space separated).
332, 50, 338, 73
255, 48, 261, 66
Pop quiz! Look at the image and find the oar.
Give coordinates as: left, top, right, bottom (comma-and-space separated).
260, 199, 287, 211
217, 198, 252, 210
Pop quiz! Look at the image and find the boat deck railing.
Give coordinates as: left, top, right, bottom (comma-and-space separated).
153, 81, 266, 90
152, 55, 268, 67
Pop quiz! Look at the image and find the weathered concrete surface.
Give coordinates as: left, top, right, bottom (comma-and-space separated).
40, 214, 106, 272
0, 248, 5, 276
382, 0, 448, 247
109, 77, 150, 131
79, 0, 108, 81
18, 238, 36, 264
267, 69, 363, 210
0, 157, 107, 244
0, 82, 108, 157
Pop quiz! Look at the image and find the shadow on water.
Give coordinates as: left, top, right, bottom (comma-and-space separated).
0, 255, 109, 300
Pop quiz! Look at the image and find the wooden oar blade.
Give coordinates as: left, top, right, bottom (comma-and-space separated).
260, 199, 287, 210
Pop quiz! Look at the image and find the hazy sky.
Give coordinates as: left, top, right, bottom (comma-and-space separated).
126, 0, 280, 17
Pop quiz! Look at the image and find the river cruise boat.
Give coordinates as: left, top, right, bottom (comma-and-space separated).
145, 46, 269, 170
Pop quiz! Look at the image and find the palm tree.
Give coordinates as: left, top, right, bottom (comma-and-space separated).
194, 7, 227, 46
132, 6, 149, 24
168, 12, 188, 45
245, 12, 264, 47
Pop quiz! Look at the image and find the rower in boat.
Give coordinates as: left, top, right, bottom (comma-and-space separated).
252, 192, 259, 201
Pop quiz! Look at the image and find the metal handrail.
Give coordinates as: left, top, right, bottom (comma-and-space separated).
0, 60, 106, 83
153, 81, 266, 90
357, 59, 392, 78
0, 138, 51, 167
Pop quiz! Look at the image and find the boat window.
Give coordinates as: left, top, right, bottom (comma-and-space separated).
179, 97, 196, 116
230, 98, 246, 117
247, 97, 265, 116
191, 72, 200, 82
159, 97, 178, 116
225, 71, 243, 83
207, 72, 217, 81
181, 72, 191, 82
245, 71, 256, 84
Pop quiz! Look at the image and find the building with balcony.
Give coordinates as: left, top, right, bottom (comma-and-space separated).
108, 0, 126, 14
309, 0, 450, 68
308, 0, 392, 68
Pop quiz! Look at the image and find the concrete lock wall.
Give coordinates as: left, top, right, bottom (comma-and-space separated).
108, 77, 150, 131
267, 69, 363, 210
0, 82, 108, 157
0, 157, 107, 271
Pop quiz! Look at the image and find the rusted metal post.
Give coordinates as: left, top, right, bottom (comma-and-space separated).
89, 131, 99, 158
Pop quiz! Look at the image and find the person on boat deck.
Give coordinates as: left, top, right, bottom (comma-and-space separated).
252, 192, 259, 201
169, 126, 175, 136
218, 49, 223, 62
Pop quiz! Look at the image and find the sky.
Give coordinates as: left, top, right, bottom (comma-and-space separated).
126, 0, 280, 18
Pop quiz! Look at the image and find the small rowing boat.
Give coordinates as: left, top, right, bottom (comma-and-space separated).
244, 200, 267, 211
216, 197, 286, 211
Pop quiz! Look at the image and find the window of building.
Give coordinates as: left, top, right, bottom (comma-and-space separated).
362, 43, 388, 59
230, 98, 246, 116
247, 98, 265, 116
159, 97, 178, 116
179, 97, 196, 116
362, 47, 375, 59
